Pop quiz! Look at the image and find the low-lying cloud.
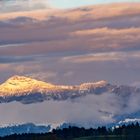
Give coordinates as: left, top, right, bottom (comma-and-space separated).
0, 92, 140, 128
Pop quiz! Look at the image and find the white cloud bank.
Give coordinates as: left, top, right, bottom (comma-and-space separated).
0, 92, 140, 127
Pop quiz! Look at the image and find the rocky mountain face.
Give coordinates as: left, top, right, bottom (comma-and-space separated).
0, 75, 139, 104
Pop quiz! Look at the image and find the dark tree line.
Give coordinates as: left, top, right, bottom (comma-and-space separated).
0, 123, 140, 140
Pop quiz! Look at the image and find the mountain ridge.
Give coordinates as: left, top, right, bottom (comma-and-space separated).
0, 75, 108, 96
0, 75, 138, 104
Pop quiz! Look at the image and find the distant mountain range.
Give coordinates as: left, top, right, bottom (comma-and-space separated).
0, 123, 51, 137
1, 119, 140, 137
0, 75, 139, 104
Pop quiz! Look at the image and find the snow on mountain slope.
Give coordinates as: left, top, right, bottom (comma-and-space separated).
0, 75, 109, 96
0, 75, 56, 96
118, 118, 140, 125
0, 75, 138, 104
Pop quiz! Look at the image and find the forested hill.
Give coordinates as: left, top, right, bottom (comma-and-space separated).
1, 123, 140, 140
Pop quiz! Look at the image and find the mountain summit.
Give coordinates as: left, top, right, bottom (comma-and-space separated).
0, 75, 56, 96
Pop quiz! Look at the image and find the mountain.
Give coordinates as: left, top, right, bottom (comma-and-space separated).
1, 120, 140, 137
0, 75, 109, 103
0, 75, 139, 104
0, 75, 56, 96
0, 123, 51, 137
0, 122, 78, 137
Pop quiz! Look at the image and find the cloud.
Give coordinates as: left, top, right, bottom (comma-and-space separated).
0, 0, 50, 13
0, 58, 60, 84
0, 92, 140, 127
0, 27, 140, 56
0, 3, 140, 20
27, 71, 57, 82
0, 94, 120, 127
0, 56, 35, 63
61, 51, 140, 63
0, 4, 140, 54
72, 27, 140, 36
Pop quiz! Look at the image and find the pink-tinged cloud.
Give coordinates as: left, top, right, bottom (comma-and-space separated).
0, 3, 140, 85
0, 3, 140, 20
0, 3, 139, 57
0, 27, 140, 56
0, 9, 57, 20
72, 27, 140, 36
61, 51, 140, 63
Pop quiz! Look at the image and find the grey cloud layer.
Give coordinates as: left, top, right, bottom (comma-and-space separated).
0, 92, 140, 127
0, 94, 118, 127
0, 56, 35, 63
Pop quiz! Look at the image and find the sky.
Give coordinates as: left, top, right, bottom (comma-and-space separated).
49, 0, 140, 8
0, 0, 140, 128
0, 1, 140, 86
0, 0, 140, 13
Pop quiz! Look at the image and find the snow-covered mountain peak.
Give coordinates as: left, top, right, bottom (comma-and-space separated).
79, 80, 109, 94
6, 75, 36, 84
4, 75, 54, 87
0, 75, 56, 96
7, 75, 31, 81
